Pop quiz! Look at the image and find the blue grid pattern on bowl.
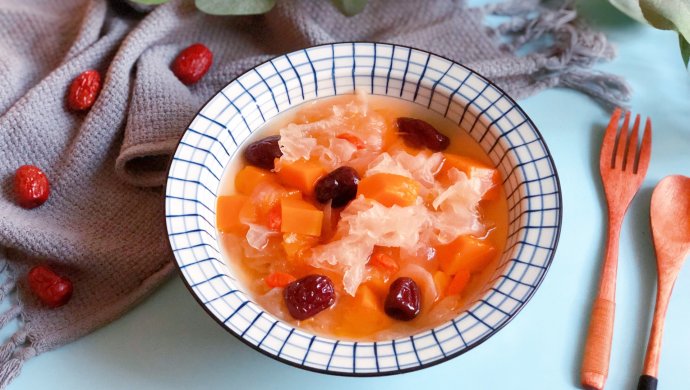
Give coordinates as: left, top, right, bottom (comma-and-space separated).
165, 42, 562, 375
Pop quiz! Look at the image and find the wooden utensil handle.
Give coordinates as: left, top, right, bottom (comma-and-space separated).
640, 278, 674, 380
581, 297, 615, 390
637, 375, 658, 390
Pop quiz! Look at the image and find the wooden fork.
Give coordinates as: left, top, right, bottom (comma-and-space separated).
581, 109, 653, 390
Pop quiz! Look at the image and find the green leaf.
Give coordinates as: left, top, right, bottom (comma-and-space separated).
195, 0, 277, 15
608, 1, 690, 67
608, 0, 647, 23
639, 1, 690, 44
680, 34, 690, 68
331, 0, 368, 16
128, 0, 169, 4
638, 0, 690, 67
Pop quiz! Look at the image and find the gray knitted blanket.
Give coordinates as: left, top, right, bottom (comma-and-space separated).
0, 0, 627, 387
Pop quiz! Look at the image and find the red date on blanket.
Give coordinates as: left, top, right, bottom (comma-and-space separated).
28, 265, 73, 308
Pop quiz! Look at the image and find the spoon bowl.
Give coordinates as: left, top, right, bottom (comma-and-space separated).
638, 175, 690, 390
651, 175, 690, 258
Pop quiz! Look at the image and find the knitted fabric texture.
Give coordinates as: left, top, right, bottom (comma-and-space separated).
0, 0, 627, 387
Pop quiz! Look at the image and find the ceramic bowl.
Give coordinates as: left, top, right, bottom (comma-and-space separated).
165, 42, 562, 376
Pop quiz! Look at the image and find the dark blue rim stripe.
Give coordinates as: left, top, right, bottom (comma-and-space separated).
304, 49, 318, 97
203, 289, 239, 305
444, 71, 473, 117
179, 256, 224, 269
352, 342, 357, 373
431, 329, 447, 358
167, 176, 218, 197
185, 128, 231, 156
399, 47, 412, 97
166, 213, 214, 230
391, 340, 400, 371
172, 242, 219, 253
412, 53, 431, 101
237, 78, 266, 123
326, 341, 339, 370
410, 336, 422, 366
219, 91, 248, 141
179, 141, 224, 168
285, 54, 304, 100
165, 195, 215, 215
223, 300, 250, 324
278, 328, 295, 357
257, 321, 279, 348
429, 62, 454, 109
269, 60, 291, 105
302, 336, 317, 365
241, 312, 264, 337
253, 68, 279, 113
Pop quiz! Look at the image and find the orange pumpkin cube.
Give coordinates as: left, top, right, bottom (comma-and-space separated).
277, 159, 327, 196
446, 269, 471, 296
280, 197, 323, 236
282, 232, 319, 260
437, 235, 497, 275
234, 166, 276, 195
217, 195, 248, 233
357, 173, 420, 207
355, 284, 381, 311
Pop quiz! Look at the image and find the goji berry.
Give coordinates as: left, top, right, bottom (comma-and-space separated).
14, 165, 50, 209
28, 265, 73, 308
67, 70, 101, 111
336, 133, 365, 149
368, 251, 399, 274
264, 272, 296, 288
172, 43, 213, 85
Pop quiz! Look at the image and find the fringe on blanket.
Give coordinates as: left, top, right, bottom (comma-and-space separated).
482, 0, 630, 109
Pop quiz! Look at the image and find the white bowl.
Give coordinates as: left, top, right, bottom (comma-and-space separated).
165, 42, 562, 376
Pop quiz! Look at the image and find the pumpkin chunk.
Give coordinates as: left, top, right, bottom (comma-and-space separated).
280, 197, 324, 236
357, 173, 420, 207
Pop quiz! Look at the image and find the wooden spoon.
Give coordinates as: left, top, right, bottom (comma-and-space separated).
638, 175, 690, 390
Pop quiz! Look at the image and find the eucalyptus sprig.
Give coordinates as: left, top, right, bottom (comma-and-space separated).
130, 0, 368, 16
609, 0, 690, 67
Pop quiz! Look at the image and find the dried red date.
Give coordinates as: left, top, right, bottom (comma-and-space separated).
14, 165, 50, 209
284, 274, 336, 320
314, 166, 360, 208
244, 135, 283, 170
28, 265, 73, 308
67, 70, 101, 111
384, 277, 421, 321
397, 117, 450, 151
172, 43, 213, 85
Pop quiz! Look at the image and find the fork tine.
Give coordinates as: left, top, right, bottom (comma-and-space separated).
613, 111, 631, 168
600, 108, 622, 169
623, 114, 641, 171
634, 117, 652, 174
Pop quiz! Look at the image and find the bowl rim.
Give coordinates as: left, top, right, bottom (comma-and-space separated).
165, 41, 563, 377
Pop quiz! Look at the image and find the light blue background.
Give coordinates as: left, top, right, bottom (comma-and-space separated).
11, 1, 690, 389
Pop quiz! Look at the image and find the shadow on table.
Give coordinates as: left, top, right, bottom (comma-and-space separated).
623, 185, 655, 389
569, 123, 656, 388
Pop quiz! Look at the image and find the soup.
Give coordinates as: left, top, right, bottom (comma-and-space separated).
216, 93, 508, 341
